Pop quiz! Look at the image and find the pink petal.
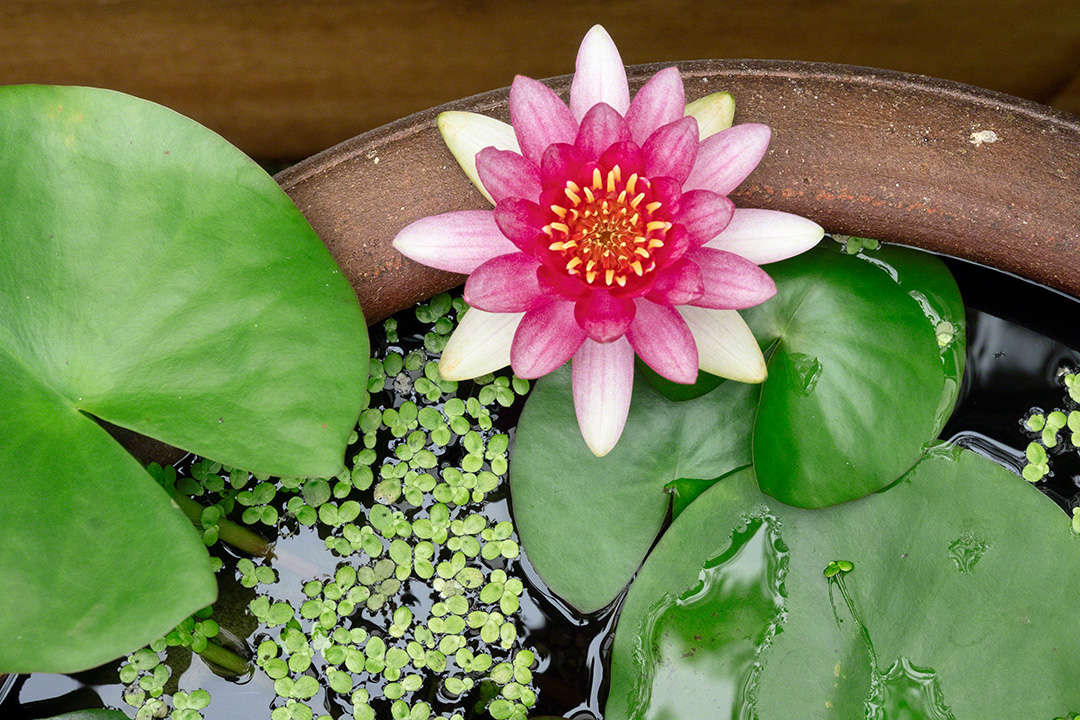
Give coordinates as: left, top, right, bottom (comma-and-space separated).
510, 75, 578, 165
597, 141, 645, 176
575, 103, 632, 162
476, 147, 541, 203
626, 300, 698, 384
686, 247, 777, 309
683, 123, 771, 196
538, 264, 588, 301
511, 300, 587, 378
541, 143, 589, 189
494, 198, 547, 256
464, 253, 545, 312
570, 25, 630, 122
439, 309, 523, 381
438, 111, 520, 204
677, 306, 767, 383
645, 257, 704, 305
392, 210, 518, 273
704, 208, 825, 264
642, 116, 699, 185
572, 337, 635, 457
626, 66, 686, 146
675, 189, 735, 247
574, 290, 636, 343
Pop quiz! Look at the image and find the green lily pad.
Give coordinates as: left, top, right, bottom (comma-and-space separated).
0, 86, 368, 672
745, 243, 964, 508
607, 448, 1080, 719
510, 365, 756, 614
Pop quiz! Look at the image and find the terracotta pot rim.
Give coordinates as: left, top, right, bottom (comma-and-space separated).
277, 59, 1080, 323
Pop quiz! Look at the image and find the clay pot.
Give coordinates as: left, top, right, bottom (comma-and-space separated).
275, 60, 1080, 322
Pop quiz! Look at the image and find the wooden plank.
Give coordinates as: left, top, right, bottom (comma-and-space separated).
2, 1, 1078, 159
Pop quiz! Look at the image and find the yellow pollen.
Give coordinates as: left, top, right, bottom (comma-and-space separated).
645, 201, 663, 213
646, 221, 669, 232
605, 269, 615, 285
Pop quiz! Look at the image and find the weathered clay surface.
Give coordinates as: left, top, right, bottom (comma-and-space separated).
276, 60, 1080, 323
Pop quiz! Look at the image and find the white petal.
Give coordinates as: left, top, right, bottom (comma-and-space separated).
704, 208, 825, 264
570, 25, 630, 121
571, 337, 635, 457
677, 306, 767, 383
684, 91, 735, 140
439, 309, 523, 381
437, 111, 521, 205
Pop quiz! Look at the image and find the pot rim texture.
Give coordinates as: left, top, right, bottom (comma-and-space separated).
276, 60, 1080, 324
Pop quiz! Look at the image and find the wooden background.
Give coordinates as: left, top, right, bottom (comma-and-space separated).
2, 1, 1079, 162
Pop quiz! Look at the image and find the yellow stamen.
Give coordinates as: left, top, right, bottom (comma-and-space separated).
566, 257, 582, 270
592, 167, 603, 190
634, 248, 650, 258
549, 222, 570, 234
647, 239, 665, 249
646, 221, 668, 232
550, 205, 567, 218
631, 260, 644, 275
630, 193, 645, 209
565, 187, 581, 204
583, 187, 595, 203
606, 169, 617, 193
616, 275, 627, 287
645, 201, 663, 213
626, 173, 638, 194
549, 241, 565, 251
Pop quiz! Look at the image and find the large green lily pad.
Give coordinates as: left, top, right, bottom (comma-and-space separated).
607, 448, 1080, 718
0, 86, 368, 672
745, 243, 964, 507
510, 365, 757, 614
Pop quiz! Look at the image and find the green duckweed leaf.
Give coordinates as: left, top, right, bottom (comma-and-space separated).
744, 243, 964, 507
606, 449, 1080, 719
511, 364, 756, 613
0, 86, 368, 672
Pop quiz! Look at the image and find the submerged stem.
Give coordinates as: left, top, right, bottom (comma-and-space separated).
168, 490, 271, 557
197, 639, 252, 677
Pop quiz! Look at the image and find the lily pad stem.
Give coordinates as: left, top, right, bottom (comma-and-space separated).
168, 490, 271, 557
197, 638, 252, 677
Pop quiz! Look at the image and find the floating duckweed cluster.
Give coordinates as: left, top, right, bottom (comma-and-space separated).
122, 292, 539, 720
1021, 370, 1080, 532
831, 234, 880, 255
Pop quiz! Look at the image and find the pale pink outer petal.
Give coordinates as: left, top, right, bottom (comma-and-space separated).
438, 111, 520, 205
392, 211, 518, 274
642, 116, 699, 185
677, 306, 767, 383
626, 300, 698, 384
575, 102, 632, 161
572, 336, 635, 457
476, 147, 542, 203
625, 66, 686, 145
570, 25, 630, 121
683, 123, 771, 197
510, 76, 579, 165
439, 309, 523, 381
703, 208, 825, 264
464, 253, 544, 312
683, 91, 735, 140
511, 300, 587, 379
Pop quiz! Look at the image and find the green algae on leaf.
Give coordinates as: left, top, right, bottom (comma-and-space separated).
0, 85, 368, 672
607, 449, 1080, 719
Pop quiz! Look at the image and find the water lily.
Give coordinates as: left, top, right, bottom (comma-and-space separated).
393, 25, 823, 456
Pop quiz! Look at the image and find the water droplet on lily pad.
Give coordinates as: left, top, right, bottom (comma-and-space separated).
947, 531, 988, 573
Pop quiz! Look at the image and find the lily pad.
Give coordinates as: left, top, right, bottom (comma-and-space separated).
607, 448, 1080, 719
0, 86, 368, 672
510, 365, 756, 614
745, 243, 964, 507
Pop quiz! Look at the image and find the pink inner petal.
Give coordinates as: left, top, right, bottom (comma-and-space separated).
511, 300, 587, 378
626, 299, 699, 384
476, 147, 541, 203
574, 290, 636, 343
392, 210, 518, 274
625, 66, 686, 146
494, 198, 547, 256
464, 253, 546, 312
571, 336, 635, 457
537, 264, 588, 301
687, 247, 777, 309
541, 143, 590, 190
683, 123, 771, 197
510, 75, 579, 165
575, 103, 632, 162
675, 189, 735, 247
598, 141, 645, 175
645, 257, 704, 306
570, 25, 631, 121
642, 116, 699, 185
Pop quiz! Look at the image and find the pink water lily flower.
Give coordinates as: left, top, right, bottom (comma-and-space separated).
394, 25, 823, 456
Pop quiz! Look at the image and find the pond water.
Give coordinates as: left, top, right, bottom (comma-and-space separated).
2, 250, 1079, 720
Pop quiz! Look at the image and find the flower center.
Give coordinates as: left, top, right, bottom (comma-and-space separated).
542, 165, 671, 288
